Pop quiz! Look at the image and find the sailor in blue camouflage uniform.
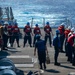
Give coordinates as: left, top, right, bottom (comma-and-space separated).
53, 29, 61, 66
34, 35, 48, 70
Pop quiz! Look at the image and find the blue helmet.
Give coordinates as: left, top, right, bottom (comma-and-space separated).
15, 23, 18, 25
46, 22, 49, 25
35, 24, 38, 26
56, 30, 60, 34
9, 22, 12, 25
27, 22, 30, 25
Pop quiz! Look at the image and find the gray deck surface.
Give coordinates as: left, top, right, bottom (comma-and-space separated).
0, 28, 75, 75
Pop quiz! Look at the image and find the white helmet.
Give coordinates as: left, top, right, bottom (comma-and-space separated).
71, 27, 74, 31
73, 31, 75, 34
61, 23, 65, 26
4, 21, 9, 25
68, 26, 71, 29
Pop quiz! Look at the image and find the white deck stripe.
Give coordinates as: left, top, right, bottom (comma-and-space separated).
7, 55, 30, 58
0, 55, 38, 63
15, 64, 34, 67
32, 58, 38, 63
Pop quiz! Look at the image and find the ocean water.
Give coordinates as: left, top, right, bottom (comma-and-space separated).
0, 0, 75, 28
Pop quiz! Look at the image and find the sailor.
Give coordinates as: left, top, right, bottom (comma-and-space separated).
64, 26, 71, 56
44, 22, 53, 47
67, 32, 75, 64
23, 22, 32, 47
53, 29, 61, 66
0, 23, 3, 51
33, 24, 41, 47
34, 35, 48, 69
3, 21, 9, 50
12, 23, 20, 47
7, 23, 13, 47
0, 23, 3, 38
58, 23, 65, 52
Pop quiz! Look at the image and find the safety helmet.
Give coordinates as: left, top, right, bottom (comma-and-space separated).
14, 23, 18, 25
4, 21, 9, 25
56, 30, 60, 34
71, 27, 74, 31
27, 22, 30, 25
73, 31, 75, 34
13, 19, 16, 22
46, 22, 49, 25
9, 22, 12, 25
68, 26, 71, 30
35, 24, 38, 26
60, 23, 65, 26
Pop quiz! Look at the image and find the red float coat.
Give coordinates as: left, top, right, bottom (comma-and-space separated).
12, 25, 19, 33
7, 25, 12, 32
58, 25, 65, 35
67, 34, 75, 46
64, 29, 71, 38
34, 27, 41, 35
44, 25, 52, 34
24, 25, 31, 33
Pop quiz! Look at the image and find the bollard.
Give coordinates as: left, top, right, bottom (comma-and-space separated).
68, 72, 75, 75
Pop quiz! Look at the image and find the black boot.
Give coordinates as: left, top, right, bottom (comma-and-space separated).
43, 63, 46, 70
11, 44, 13, 47
33, 44, 35, 47
18, 45, 20, 47
30, 44, 32, 47
23, 43, 25, 47
54, 62, 60, 66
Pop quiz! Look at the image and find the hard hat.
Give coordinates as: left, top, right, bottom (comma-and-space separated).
60, 23, 65, 26
15, 23, 18, 25
4, 21, 9, 25
73, 31, 75, 34
68, 26, 71, 29
71, 27, 74, 31
56, 30, 60, 34
35, 24, 38, 26
46, 22, 49, 25
9, 22, 12, 25
27, 22, 30, 25
13, 19, 17, 23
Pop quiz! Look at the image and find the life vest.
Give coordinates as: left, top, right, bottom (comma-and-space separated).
58, 25, 65, 35
64, 29, 71, 38
44, 25, 51, 33
12, 26, 19, 33
67, 34, 75, 46
34, 27, 41, 34
24, 26, 31, 33
7, 25, 12, 32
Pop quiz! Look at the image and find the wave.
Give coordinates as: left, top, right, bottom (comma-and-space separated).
0, 0, 75, 27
